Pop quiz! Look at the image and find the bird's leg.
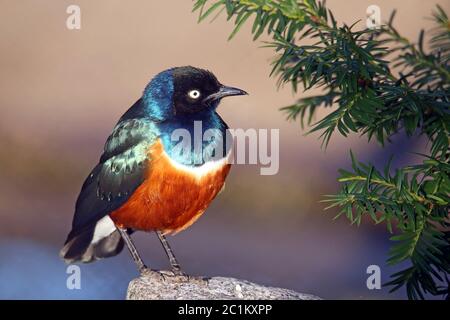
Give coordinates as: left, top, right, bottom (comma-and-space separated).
117, 227, 147, 274
156, 231, 185, 276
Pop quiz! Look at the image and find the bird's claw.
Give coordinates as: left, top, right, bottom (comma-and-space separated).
158, 268, 189, 281
172, 267, 188, 277
138, 265, 150, 275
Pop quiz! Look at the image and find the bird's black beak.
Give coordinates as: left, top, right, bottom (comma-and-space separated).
203, 85, 248, 104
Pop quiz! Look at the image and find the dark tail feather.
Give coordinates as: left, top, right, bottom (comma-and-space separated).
60, 225, 124, 264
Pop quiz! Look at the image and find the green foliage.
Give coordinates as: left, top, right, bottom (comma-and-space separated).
324, 153, 450, 299
193, 0, 450, 299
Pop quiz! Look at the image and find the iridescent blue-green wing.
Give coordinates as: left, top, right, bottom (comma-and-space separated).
61, 102, 158, 262
73, 118, 157, 232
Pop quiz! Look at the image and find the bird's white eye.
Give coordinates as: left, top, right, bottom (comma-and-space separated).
188, 89, 201, 99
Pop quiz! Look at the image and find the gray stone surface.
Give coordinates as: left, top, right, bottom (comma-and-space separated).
126, 269, 321, 300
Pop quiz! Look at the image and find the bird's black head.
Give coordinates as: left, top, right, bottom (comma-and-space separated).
142, 66, 247, 121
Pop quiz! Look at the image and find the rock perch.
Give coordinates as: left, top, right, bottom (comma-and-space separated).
126, 270, 320, 300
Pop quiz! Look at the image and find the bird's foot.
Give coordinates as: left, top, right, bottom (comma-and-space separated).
171, 267, 188, 277
138, 266, 168, 281
136, 262, 151, 275
158, 268, 190, 281
138, 266, 150, 275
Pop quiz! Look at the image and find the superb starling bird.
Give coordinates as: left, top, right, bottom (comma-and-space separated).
60, 66, 247, 275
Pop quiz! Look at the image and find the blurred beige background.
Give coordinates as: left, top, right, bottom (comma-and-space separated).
0, 0, 448, 299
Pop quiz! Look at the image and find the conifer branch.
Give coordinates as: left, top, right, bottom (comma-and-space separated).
193, 0, 450, 299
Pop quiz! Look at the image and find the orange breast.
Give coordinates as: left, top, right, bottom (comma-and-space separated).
109, 139, 231, 235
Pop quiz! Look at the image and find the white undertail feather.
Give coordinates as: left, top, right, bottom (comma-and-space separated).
92, 215, 117, 244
